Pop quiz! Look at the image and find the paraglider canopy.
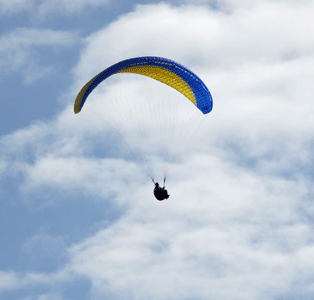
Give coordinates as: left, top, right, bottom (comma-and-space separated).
74, 56, 213, 115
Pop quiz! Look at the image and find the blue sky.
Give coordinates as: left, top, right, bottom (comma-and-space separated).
1, 0, 314, 299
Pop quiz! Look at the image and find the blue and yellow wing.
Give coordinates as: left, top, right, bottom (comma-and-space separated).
74, 56, 213, 114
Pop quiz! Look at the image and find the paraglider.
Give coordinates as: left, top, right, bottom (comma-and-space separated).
74, 56, 213, 201
152, 178, 169, 201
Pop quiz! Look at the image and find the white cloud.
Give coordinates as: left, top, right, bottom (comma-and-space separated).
0, 28, 78, 83
0, 271, 19, 290
67, 157, 312, 299
0, 0, 110, 16
1, 0, 314, 299
0, 269, 71, 293
74, 1, 314, 82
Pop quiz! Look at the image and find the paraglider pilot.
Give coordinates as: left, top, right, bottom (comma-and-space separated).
152, 177, 170, 201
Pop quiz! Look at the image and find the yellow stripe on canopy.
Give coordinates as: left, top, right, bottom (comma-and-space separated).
117, 65, 197, 106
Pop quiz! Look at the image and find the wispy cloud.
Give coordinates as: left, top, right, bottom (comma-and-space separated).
0, 0, 110, 16
0, 28, 79, 83
0, 0, 33, 15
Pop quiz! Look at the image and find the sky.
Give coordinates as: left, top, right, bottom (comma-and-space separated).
1, 0, 314, 299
